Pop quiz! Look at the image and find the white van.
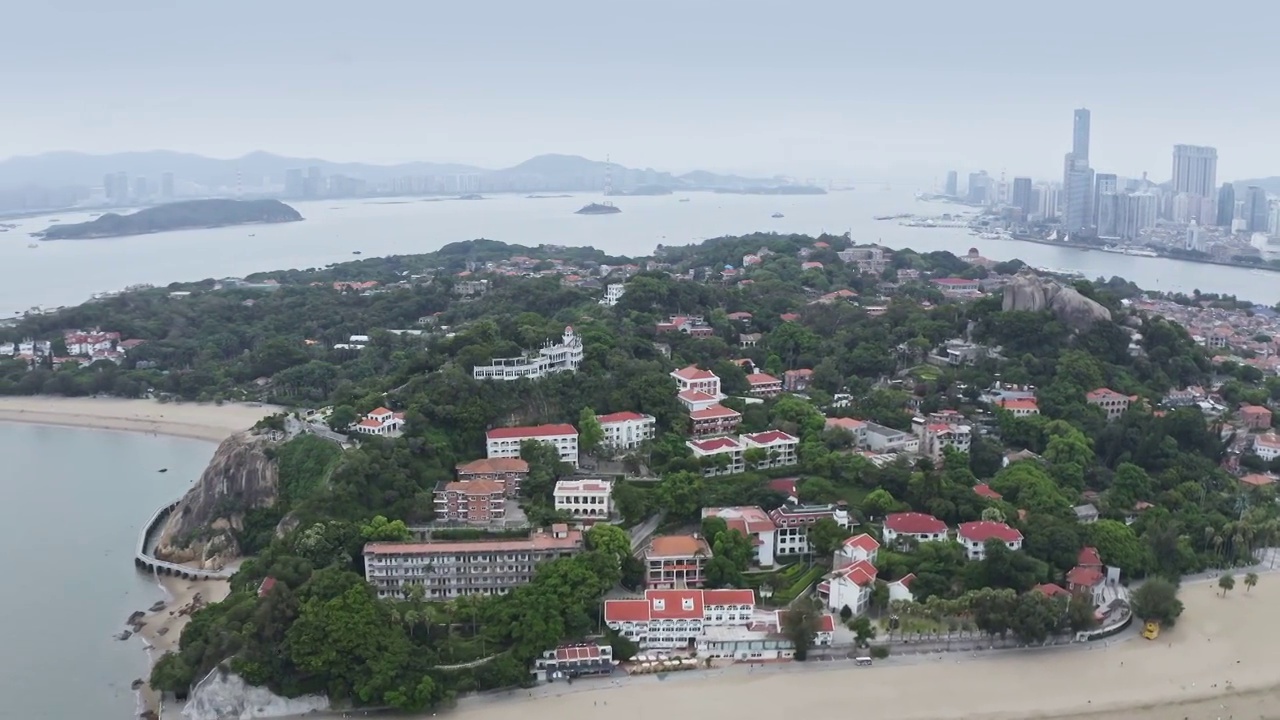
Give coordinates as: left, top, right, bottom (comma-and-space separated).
855, 657, 872, 666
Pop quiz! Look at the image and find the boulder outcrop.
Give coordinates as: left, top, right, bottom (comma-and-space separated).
182, 667, 328, 720
1001, 271, 1111, 331
153, 431, 280, 569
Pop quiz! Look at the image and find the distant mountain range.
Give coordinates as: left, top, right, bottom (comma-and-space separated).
0, 150, 792, 193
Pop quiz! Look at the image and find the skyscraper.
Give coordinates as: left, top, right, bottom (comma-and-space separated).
1216, 184, 1235, 227
1118, 192, 1157, 240
1093, 173, 1117, 227
1246, 186, 1269, 232
1037, 183, 1060, 220
1011, 177, 1033, 217
1072, 108, 1091, 163
1171, 145, 1218, 198
1064, 157, 1094, 233
945, 170, 958, 197
967, 171, 989, 204
1096, 192, 1119, 237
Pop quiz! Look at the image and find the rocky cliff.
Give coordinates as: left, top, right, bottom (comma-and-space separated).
182, 666, 328, 720
1001, 271, 1112, 331
154, 431, 280, 569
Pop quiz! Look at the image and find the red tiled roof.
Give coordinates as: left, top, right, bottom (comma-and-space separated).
1066, 566, 1105, 588
780, 313, 800, 322
843, 533, 880, 553
1240, 404, 1272, 418
673, 365, 717, 381
703, 588, 755, 606
884, 512, 948, 535
835, 559, 878, 586
486, 423, 577, 440
746, 372, 781, 386
973, 483, 1003, 500
646, 535, 710, 558
957, 521, 1022, 544
1077, 546, 1103, 567
705, 507, 776, 534
690, 404, 741, 420
997, 398, 1039, 411
370, 406, 392, 415
768, 477, 800, 497
892, 573, 915, 589
679, 389, 720, 404
456, 458, 529, 475
743, 430, 797, 445
439, 480, 504, 496
554, 644, 603, 663
817, 614, 836, 632
1086, 387, 1125, 401
596, 411, 649, 424
604, 598, 650, 623
825, 417, 867, 432
1034, 582, 1070, 598
1241, 473, 1277, 487
257, 577, 277, 597
646, 589, 705, 620
689, 437, 742, 452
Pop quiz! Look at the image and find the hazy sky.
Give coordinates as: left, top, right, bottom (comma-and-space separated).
5, 0, 1280, 182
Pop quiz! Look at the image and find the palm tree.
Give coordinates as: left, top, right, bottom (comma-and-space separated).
1218, 572, 1235, 597
1244, 572, 1259, 592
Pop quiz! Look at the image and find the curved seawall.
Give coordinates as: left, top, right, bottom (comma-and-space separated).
134, 500, 232, 580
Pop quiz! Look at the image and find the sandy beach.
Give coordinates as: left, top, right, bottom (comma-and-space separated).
0, 396, 277, 442
136, 575, 233, 714
438, 577, 1277, 720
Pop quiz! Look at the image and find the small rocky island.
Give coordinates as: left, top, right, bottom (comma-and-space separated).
37, 199, 303, 240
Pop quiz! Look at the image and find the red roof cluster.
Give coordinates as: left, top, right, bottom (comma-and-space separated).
1066, 565, 1105, 588
603, 588, 755, 624
743, 430, 797, 445
884, 512, 948, 535
596, 411, 649, 424
486, 423, 577, 440
673, 365, 717, 381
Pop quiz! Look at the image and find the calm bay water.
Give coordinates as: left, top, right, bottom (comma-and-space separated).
1, 190, 1278, 309
0, 423, 213, 720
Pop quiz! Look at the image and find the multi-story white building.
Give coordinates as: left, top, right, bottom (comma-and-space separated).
956, 521, 1023, 560
702, 506, 777, 567
553, 479, 612, 519
769, 502, 853, 557
363, 525, 584, 599
1253, 432, 1280, 462
882, 512, 949, 546
603, 588, 757, 649
994, 397, 1040, 417
825, 417, 868, 445
1086, 387, 1131, 421
671, 365, 723, 397
63, 329, 120, 356
485, 423, 580, 467
354, 407, 405, 436
818, 533, 880, 615
741, 430, 799, 469
913, 411, 972, 461
599, 283, 626, 307
472, 326, 584, 381
595, 411, 655, 451
644, 534, 712, 589
687, 436, 745, 476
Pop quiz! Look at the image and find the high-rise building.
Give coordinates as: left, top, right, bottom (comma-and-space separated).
1072, 108, 1091, 163
1096, 192, 1119, 237
1093, 173, 1117, 227
1247, 186, 1269, 232
1118, 192, 1157, 240
1171, 145, 1218, 198
1037, 183, 1060, 220
115, 172, 129, 202
1216, 184, 1235, 227
161, 172, 175, 199
306, 166, 323, 198
1011, 177, 1033, 217
945, 170, 958, 197
966, 171, 989, 204
1064, 158, 1094, 233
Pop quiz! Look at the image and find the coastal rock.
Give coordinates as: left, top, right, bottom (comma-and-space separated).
153, 432, 280, 568
1001, 271, 1111, 331
182, 667, 328, 720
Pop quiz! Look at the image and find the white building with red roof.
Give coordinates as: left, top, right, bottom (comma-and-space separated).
769, 502, 853, 556
603, 588, 756, 649
670, 365, 723, 398
485, 423, 579, 466
956, 521, 1023, 560
354, 407, 406, 437
702, 506, 777, 566
824, 416, 868, 445
689, 404, 742, 438
995, 397, 1040, 417
741, 430, 799, 468
912, 410, 972, 461
679, 389, 723, 412
534, 643, 615, 681
644, 534, 712, 588
1086, 387, 1131, 421
687, 436, 745, 476
746, 372, 783, 398
553, 479, 612, 520
595, 411, 656, 451
472, 326, 584, 381
1253, 432, 1280, 462
698, 608, 836, 660
883, 512, 949, 546
818, 557, 877, 616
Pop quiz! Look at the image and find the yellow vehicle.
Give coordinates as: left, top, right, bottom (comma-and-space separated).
1142, 621, 1160, 640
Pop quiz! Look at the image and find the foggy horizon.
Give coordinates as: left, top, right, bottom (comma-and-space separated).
6, 0, 1280, 183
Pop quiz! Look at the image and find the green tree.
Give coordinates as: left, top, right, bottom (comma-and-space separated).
1129, 577, 1184, 626
657, 471, 705, 521
713, 529, 755, 570
849, 615, 876, 645
862, 488, 897, 518
360, 515, 412, 542
781, 598, 822, 660
578, 406, 605, 455
150, 652, 196, 694
1218, 572, 1235, 596
1088, 520, 1151, 577
1244, 571, 1259, 592
808, 517, 852, 558
586, 523, 631, 561
328, 405, 358, 432
1007, 591, 1059, 644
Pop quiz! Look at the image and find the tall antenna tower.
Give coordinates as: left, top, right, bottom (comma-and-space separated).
603, 155, 613, 197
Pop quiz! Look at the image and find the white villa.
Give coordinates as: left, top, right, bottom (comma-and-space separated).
553, 478, 612, 519
472, 326, 584, 381
354, 407, 405, 436
485, 424, 580, 467
596, 411, 656, 451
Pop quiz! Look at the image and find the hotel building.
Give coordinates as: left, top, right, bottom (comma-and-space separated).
485, 423, 580, 467
472, 326, 584, 381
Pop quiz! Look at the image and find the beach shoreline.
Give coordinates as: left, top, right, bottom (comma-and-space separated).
135, 574, 234, 715
0, 396, 279, 443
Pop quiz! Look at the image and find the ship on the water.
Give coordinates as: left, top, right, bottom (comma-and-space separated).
1100, 245, 1159, 258
575, 202, 621, 215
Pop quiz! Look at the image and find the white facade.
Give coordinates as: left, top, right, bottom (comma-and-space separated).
596, 412, 656, 451
702, 506, 777, 567
600, 283, 626, 307
1087, 388, 1131, 421
553, 479, 612, 519
354, 407, 405, 436
670, 366, 723, 398
604, 589, 756, 650
687, 437, 745, 477
957, 521, 1023, 561
1254, 433, 1280, 462
472, 326, 584, 381
741, 430, 799, 469
769, 504, 853, 557
486, 424, 580, 467
882, 512, 949, 546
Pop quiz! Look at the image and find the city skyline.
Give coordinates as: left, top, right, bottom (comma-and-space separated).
4, 1, 1280, 181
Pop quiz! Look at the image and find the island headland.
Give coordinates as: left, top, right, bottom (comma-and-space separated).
37, 198, 303, 240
